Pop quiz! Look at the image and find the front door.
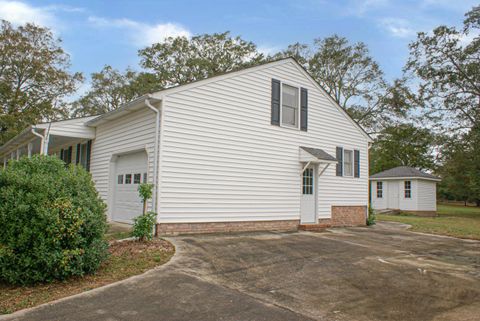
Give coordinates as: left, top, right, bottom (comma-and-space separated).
301, 165, 316, 223
388, 181, 399, 210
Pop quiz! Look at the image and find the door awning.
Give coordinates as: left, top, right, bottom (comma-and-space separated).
299, 146, 337, 164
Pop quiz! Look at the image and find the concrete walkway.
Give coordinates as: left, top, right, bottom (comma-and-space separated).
2, 222, 480, 321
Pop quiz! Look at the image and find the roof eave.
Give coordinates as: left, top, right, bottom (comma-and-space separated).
369, 176, 441, 182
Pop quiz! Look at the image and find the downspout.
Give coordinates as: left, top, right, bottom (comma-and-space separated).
145, 97, 160, 213
31, 127, 45, 155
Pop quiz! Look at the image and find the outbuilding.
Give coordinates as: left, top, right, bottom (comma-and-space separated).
370, 166, 441, 216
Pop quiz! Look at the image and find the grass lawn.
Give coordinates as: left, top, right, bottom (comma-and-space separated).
377, 204, 480, 240
0, 239, 175, 314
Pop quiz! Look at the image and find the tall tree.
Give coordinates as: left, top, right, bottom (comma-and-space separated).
406, 6, 480, 131
369, 124, 437, 175
274, 35, 412, 133
72, 66, 159, 116
138, 31, 265, 88
0, 20, 82, 144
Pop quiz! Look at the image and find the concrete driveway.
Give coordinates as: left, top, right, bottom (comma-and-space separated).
3, 222, 480, 321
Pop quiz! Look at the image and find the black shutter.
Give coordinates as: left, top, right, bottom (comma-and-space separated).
336, 147, 343, 176
354, 150, 360, 178
67, 146, 73, 165
271, 79, 280, 126
76, 144, 81, 164
60, 149, 64, 161
300, 88, 308, 131
86, 140, 92, 172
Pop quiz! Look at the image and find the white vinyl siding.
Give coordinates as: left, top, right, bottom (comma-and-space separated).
156, 60, 369, 223
90, 108, 157, 219
417, 180, 437, 211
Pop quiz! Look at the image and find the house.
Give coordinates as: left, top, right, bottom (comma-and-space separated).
370, 166, 441, 216
0, 58, 372, 234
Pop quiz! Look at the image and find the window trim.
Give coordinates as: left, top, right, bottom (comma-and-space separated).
404, 180, 412, 199
376, 181, 383, 198
279, 81, 301, 130
343, 149, 354, 177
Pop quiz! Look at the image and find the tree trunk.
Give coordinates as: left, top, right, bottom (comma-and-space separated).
143, 200, 147, 215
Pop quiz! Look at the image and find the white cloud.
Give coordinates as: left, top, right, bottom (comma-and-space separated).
257, 45, 281, 56
0, 0, 55, 27
346, 0, 389, 17
379, 18, 416, 38
88, 16, 191, 47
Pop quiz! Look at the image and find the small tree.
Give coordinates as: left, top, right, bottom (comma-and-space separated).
132, 183, 156, 241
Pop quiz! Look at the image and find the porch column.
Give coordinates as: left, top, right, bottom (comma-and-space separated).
3, 157, 6, 168
16, 148, 20, 160
28, 142, 33, 157
43, 133, 50, 155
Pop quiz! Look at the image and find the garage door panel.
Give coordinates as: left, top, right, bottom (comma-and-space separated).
113, 152, 148, 223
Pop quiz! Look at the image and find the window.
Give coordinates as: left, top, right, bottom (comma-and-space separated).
117, 174, 124, 184
404, 181, 412, 198
343, 150, 353, 176
376, 182, 383, 198
134, 173, 141, 184
143, 172, 148, 183
302, 168, 314, 195
125, 174, 132, 184
79, 143, 88, 169
281, 84, 299, 127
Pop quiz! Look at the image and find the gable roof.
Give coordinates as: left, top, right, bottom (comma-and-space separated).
370, 166, 441, 181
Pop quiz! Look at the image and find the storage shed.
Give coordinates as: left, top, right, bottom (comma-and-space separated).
370, 166, 441, 216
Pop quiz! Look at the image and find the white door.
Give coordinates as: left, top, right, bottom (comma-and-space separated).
300, 165, 317, 223
113, 151, 148, 223
388, 181, 399, 210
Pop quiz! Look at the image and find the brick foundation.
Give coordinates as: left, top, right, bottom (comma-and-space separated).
156, 220, 300, 236
330, 205, 367, 227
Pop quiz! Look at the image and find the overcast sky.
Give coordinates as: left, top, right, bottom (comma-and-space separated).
0, 0, 476, 90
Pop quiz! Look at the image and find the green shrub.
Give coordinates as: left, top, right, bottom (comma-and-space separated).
0, 155, 109, 285
138, 183, 153, 214
132, 211, 157, 241
367, 205, 376, 226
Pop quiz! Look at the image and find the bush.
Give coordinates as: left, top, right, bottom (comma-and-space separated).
132, 212, 157, 241
0, 156, 109, 285
367, 205, 376, 226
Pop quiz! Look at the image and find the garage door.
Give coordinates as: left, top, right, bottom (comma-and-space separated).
113, 151, 148, 223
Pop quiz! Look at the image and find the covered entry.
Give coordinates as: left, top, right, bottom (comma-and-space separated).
299, 146, 338, 224
112, 151, 148, 223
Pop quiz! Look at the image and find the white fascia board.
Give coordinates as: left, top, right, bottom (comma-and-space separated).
369, 177, 441, 182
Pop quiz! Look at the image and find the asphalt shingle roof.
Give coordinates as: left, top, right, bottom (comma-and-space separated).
300, 146, 337, 162
370, 166, 440, 180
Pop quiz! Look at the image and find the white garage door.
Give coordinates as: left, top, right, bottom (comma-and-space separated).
113, 151, 148, 223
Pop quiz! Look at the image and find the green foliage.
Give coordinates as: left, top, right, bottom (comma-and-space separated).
132, 212, 157, 241
138, 183, 154, 203
139, 31, 265, 87
369, 124, 437, 174
367, 205, 376, 226
72, 66, 160, 117
0, 20, 83, 145
0, 156, 108, 285
406, 6, 480, 131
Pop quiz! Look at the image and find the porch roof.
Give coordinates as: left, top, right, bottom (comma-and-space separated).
299, 146, 337, 164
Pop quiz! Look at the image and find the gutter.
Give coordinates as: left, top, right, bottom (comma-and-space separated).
144, 97, 161, 213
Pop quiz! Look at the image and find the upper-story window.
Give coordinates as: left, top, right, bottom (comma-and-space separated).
343, 149, 353, 176
271, 79, 308, 131
281, 84, 299, 128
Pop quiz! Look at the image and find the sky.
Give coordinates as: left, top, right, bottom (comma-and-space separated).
0, 0, 477, 95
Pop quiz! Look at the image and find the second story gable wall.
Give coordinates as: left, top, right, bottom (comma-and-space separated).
157, 60, 370, 223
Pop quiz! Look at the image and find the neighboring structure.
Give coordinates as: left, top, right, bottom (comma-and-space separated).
370, 166, 441, 216
0, 58, 372, 234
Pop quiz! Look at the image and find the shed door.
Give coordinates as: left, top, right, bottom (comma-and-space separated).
388, 181, 399, 210
113, 151, 148, 223
300, 165, 317, 223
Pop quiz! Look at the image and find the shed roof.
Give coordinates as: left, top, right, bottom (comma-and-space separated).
300, 146, 337, 162
370, 166, 441, 181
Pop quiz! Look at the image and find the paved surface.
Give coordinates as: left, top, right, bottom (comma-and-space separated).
3, 222, 480, 321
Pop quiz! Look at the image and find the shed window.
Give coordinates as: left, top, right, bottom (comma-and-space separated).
376, 182, 383, 198
404, 181, 412, 198
134, 173, 141, 184
117, 174, 124, 184
125, 174, 132, 184
343, 150, 353, 176
281, 84, 299, 127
